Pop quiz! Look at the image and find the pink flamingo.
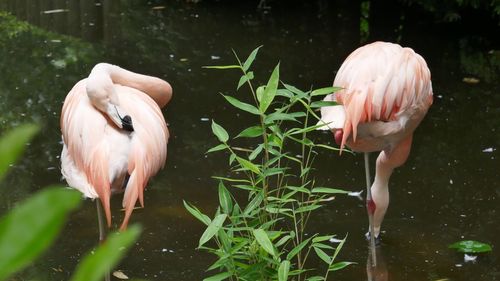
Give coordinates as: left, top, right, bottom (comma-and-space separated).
60, 63, 172, 237
318, 42, 433, 250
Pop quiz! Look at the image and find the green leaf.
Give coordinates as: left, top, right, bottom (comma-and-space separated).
278, 260, 291, 281
0, 124, 39, 181
211, 120, 229, 143
306, 276, 325, 281
243, 193, 264, 215
253, 229, 277, 257
243, 46, 262, 72
311, 86, 341, 96
329, 261, 355, 271
203, 271, 232, 281
236, 157, 260, 174
183, 200, 211, 225
207, 143, 228, 154
203, 65, 241, 70
218, 182, 233, 214
70, 225, 141, 281
199, 214, 227, 248
237, 71, 254, 90
313, 246, 332, 264
311, 187, 350, 194
236, 126, 263, 138
287, 237, 312, 261
259, 63, 280, 113
265, 112, 300, 124
249, 144, 264, 161
223, 95, 261, 115
448, 240, 493, 253
0, 187, 81, 280
295, 204, 322, 213
310, 101, 339, 108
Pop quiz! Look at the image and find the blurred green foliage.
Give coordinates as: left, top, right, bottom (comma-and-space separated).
0, 125, 141, 281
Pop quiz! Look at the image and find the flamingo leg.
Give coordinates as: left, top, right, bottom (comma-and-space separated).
96, 200, 111, 281
364, 152, 377, 267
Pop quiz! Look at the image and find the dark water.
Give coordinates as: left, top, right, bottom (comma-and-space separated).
0, 0, 499, 280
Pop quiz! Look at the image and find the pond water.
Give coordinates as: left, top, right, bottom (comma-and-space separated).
0, 0, 499, 280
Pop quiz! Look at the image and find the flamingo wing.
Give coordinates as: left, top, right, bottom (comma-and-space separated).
322, 42, 433, 150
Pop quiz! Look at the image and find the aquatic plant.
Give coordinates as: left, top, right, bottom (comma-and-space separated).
185, 47, 353, 281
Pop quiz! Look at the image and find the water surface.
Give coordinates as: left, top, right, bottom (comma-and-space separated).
0, 1, 499, 280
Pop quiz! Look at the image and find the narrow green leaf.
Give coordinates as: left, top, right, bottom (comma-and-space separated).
311, 187, 350, 194
0, 124, 39, 181
242, 46, 262, 72
243, 193, 263, 215
203, 65, 241, 70
311, 86, 341, 96
313, 246, 332, 264
259, 63, 280, 113
310, 101, 339, 108
0, 187, 81, 280
265, 112, 299, 123
295, 204, 322, 213
312, 235, 334, 243
249, 144, 264, 161
329, 261, 355, 271
278, 260, 291, 281
218, 182, 233, 214
183, 200, 211, 225
211, 120, 229, 143
70, 225, 141, 281
236, 126, 263, 138
203, 271, 232, 281
207, 144, 228, 154
199, 214, 227, 248
236, 157, 260, 174
306, 276, 325, 281
282, 83, 305, 95
223, 95, 261, 115
287, 237, 312, 260
253, 229, 277, 257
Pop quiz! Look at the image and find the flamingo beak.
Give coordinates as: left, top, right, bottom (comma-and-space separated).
107, 104, 134, 132
121, 115, 134, 132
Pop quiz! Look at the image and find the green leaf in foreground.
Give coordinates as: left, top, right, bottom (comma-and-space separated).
278, 260, 291, 281
448, 240, 493, 253
0, 187, 81, 280
0, 123, 39, 181
242, 45, 262, 72
259, 63, 280, 113
199, 214, 227, 248
70, 225, 141, 281
253, 229, 277, 258
211, 120, 229, 143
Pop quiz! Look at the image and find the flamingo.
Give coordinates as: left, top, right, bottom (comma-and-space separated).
60, 63, 172, 237
318, 42, 433, 248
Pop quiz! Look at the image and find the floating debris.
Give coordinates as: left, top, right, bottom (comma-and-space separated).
482, 147, 495, 153
211, 55, 221, 60
42, 9, 69, 14
462, 77, 480, 84
200, 117, 210, 122
464, 254, 477, 263
152, 6, 166, 10
113, 270, 129, 279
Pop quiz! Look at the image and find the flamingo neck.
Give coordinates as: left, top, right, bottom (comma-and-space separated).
91, 63, 172, 108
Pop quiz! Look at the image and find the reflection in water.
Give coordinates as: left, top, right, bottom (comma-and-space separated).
0, 0, 499, 280
367, 247, 388, 281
